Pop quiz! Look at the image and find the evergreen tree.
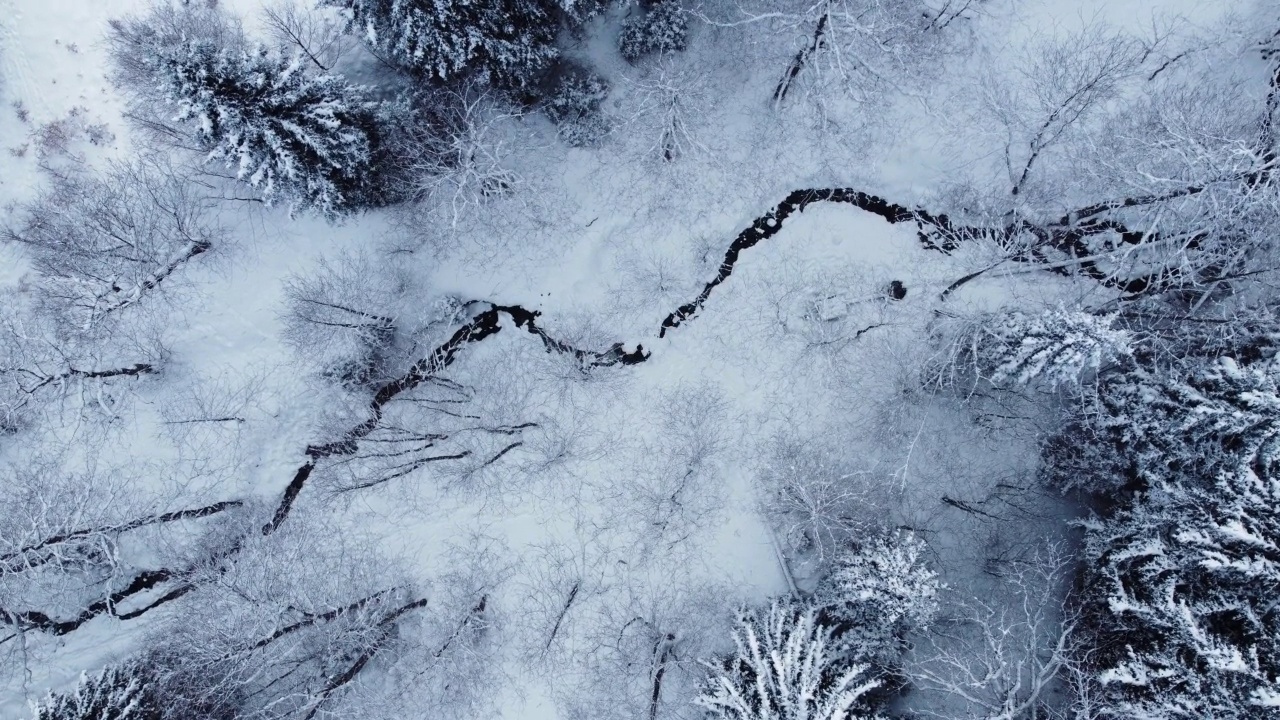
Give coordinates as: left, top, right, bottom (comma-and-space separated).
980, 308, 1131, 388
150, 40, 378, 216
619, 0, 687, 62
324, 0, 559, 88
544, 63, 611, 146
30, 664, 159, 720
1047, 343, 1280, 495
928, 306, 1131, 393
1064, 351, 1280, 718
814, 532, 938, 666
696, 601, 883, 720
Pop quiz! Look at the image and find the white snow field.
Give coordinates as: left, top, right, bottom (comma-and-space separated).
0, 0, 1264, 719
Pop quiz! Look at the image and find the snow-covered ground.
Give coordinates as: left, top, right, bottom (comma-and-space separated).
0, 0, 1243, 718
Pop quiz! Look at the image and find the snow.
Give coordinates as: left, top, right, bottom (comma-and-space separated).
0, 0, 131, 207
0, 0, 1245, 719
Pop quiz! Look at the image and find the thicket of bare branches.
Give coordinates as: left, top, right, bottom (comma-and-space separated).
704, 0, 970, 107
261, 0, 352, 72
758, 437, 900, 567
380, 87, 527, 227
910, 544, 1081, 720
282, 250, 410, 388
4, 156, 220, 330
617, 56, 712, 163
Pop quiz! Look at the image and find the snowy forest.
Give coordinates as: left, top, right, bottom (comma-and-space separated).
1, 0, 1278, 718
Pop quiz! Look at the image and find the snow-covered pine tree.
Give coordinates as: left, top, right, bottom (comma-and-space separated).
1067, 350, 1280, 718
926, 306, 1132, 393
544, 63, 611, 146
324, 0, 559, 88
619, 0, 688, 62
814, 532, 938, 666
554, 0, 609, 26
1045, 338, 1280, 495
150, 40, 377, 216
981, 307, 1131, 388
696, 601, 883, 720
29, 664, 158, 720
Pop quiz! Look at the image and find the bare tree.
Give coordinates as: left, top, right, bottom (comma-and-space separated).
156, 363, 279, 480
618, 56, 712, 162
0, 291, 168, 433
599, 384, 730, 561
282, 249, 410, 389
910, 543, 1080, 720
703, 0, 965, 106
261, 0, 352, 72
757, 436, 899, 568
0, 149, 215, 450
142, 512, 496, 720
385, 87, 527, 228
562, 578, 730, 720
979, 24, 1154, 202
512, 530, 618, 668
3, 155, 221, 331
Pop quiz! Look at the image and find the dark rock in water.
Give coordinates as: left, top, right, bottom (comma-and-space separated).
888, 280, 907, 300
